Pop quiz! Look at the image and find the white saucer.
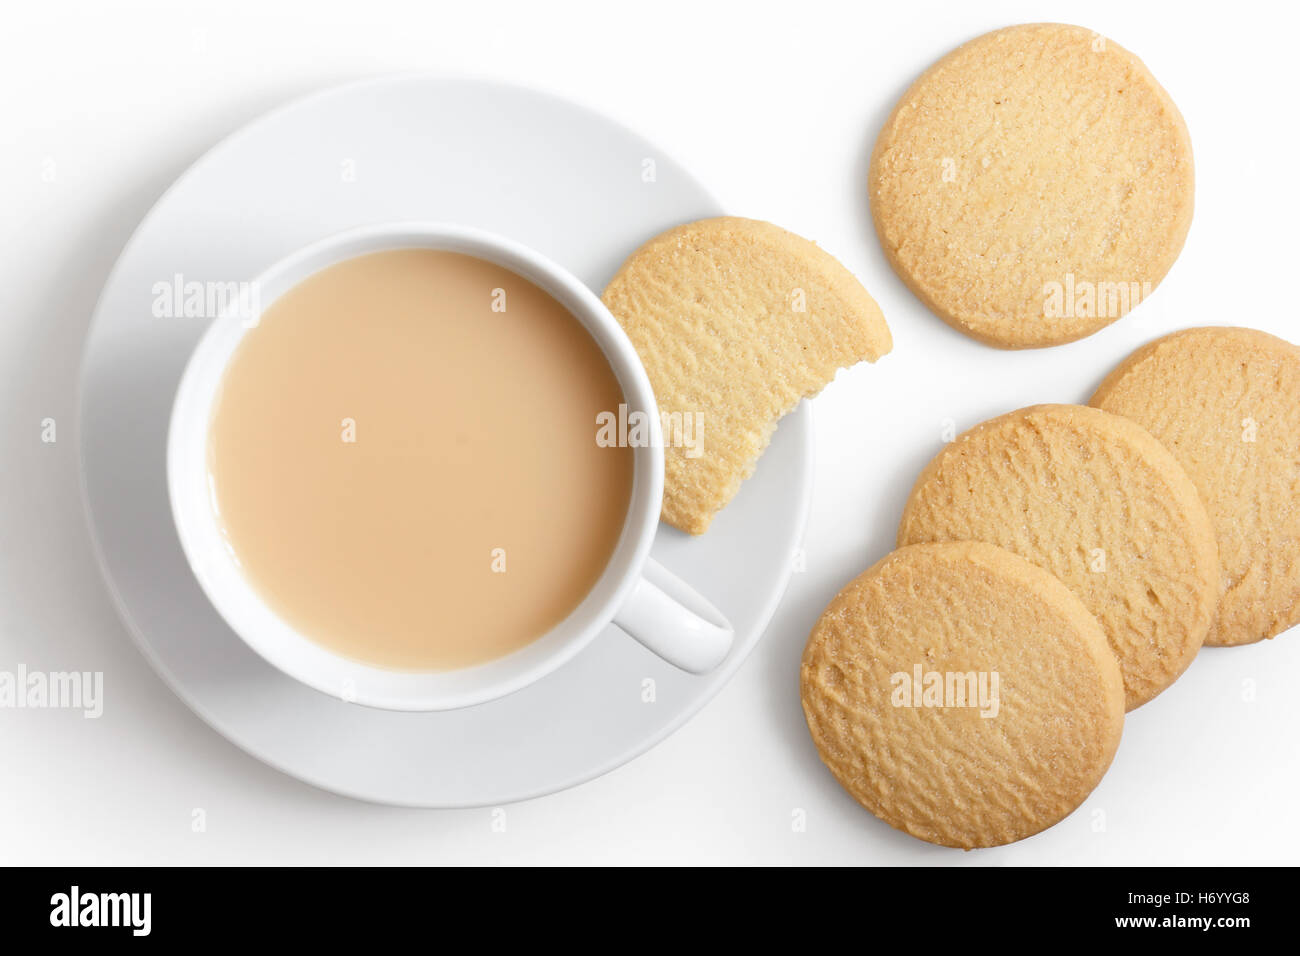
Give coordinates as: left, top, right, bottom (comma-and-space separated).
77, 75, 812, 807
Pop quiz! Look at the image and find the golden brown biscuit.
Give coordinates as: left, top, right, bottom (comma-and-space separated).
602, 217, 891, 534
801, 541, 1125, 849
1091, 327, 1300, 646
897, 404, 1217, 709
869, 23, 1193, 348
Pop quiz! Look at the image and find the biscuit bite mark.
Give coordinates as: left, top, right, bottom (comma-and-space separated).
602, 216, 891, 534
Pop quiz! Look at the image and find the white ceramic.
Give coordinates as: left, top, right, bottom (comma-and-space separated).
168, 221, 734, 711
79, 75, 812, 806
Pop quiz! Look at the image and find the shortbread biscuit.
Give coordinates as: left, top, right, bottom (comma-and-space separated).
801, 541, 1125, 849
602, 217, 891, 534
1091, 327, 1300, 646
897, 404, 1217, 710
869, 23, 1193, 348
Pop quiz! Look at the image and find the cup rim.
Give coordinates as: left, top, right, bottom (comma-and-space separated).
166, 220, 664, 711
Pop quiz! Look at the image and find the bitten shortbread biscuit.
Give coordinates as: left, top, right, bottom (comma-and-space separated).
602, 217, 891, 534
801, 541, 1125, 849
1091, 327, 1300, 646
869, 23, 1193, 348
898, 404, 1218, 710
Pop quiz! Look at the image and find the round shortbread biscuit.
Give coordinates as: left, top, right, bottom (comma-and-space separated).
1091, 327, 1300, 646
801, 541, 1125, 849
897, 404, 1218, 710
869, 23, 1193, 348
602, 216, 891, 535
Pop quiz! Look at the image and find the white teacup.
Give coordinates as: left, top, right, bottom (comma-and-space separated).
168, 222, 734, 712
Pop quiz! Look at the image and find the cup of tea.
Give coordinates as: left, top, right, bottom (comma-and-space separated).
168, 221, 733, 711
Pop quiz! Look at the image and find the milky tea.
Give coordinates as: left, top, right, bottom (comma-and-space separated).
207, 249, 635, 671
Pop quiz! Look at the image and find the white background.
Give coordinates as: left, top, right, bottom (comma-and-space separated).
2, 0, 1298, 865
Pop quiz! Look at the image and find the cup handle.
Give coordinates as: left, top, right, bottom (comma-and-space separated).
612, 557, 734, 673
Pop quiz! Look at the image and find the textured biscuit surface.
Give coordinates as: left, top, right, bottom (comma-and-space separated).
602, 217, 891, 534
869, 23, 1193, 348
898, 404, 1217, 709
801, 541, 1125, 849
1091, 327, 1300, 646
